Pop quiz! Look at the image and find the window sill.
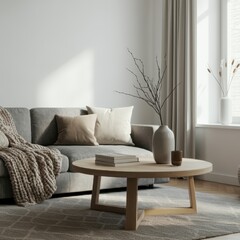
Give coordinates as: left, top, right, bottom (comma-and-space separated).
196, 123, 240, 130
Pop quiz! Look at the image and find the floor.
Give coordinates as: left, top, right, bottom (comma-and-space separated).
165, 178, 240, 240
165, 178, 239, 197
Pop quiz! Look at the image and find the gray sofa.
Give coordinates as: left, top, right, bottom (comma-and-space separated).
238, 165, 240, 184
0, 107, 158, 199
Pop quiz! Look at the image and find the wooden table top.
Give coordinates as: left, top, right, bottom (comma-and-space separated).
72, 158, 213, 178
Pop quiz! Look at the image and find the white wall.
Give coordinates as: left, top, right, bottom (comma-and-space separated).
196, 126, 240, 185
0, 0, 156, 124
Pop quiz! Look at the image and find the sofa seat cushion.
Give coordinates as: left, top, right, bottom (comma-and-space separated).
49, 145, 153, 172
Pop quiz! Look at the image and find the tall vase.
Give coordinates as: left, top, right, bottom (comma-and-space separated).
152, 125, 175, 164
220, 97, 232, 125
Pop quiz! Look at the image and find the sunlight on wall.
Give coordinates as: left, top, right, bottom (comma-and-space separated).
37, 49, 95, 107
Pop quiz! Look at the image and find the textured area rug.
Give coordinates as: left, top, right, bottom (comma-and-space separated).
0, 185, 240, 240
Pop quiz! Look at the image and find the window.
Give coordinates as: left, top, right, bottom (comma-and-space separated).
197, 0, 221, 125
224, 0, 240, 123
197, 0, 240, 125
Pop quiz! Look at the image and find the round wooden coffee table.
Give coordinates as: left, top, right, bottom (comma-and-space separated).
72, 158, 212, 230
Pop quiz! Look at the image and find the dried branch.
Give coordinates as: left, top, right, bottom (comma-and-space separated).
207, 59, 240, 97
116, 50, 180, 125
160, 82, 181, 111
207, 67, 225, 96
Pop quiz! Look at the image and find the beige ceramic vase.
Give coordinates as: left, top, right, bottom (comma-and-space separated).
152, 125, 175, 164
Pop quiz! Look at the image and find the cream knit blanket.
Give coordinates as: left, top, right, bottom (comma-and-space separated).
0, 107, 62, 206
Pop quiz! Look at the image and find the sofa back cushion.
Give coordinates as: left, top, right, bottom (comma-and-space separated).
6, 108, 31, 142
31, 108, 86, 145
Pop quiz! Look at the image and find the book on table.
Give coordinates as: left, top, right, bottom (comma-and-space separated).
95, 153, 139, 166
95, 160, 140, 167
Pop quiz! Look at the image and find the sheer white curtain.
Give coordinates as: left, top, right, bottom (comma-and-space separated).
161, 0, 196, 158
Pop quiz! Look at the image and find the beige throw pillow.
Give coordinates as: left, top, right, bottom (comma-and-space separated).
55, 114, 98, 145
0, 130, 9, 148
86, 106, 133, 145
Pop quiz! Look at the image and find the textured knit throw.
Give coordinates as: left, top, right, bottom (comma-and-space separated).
0, 107, 62, 206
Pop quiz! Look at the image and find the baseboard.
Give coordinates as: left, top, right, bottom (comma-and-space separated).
197, 172, 239, 186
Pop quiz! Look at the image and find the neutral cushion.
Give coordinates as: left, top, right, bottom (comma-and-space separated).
51, 144, 153, 172
86, 106, 134, 145
0, 131, 9, 148
55, 114, 98, 146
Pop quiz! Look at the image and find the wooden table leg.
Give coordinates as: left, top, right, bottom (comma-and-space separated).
90, 175, 126, 214
188, 176, 197, 212
91, 175, 101, 210
90, 175, 197, 230
145, 176, 197, 216
125, 178, 144, 230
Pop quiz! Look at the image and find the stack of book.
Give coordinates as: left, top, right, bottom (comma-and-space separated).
95, 153, 139, 167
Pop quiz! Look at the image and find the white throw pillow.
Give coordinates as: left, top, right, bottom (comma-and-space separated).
86, 106, 134, 145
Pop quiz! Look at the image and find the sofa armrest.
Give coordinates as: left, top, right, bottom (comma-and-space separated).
131, 124, 159, 151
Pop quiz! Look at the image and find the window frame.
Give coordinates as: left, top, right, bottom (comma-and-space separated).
221, 0, 240, 124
